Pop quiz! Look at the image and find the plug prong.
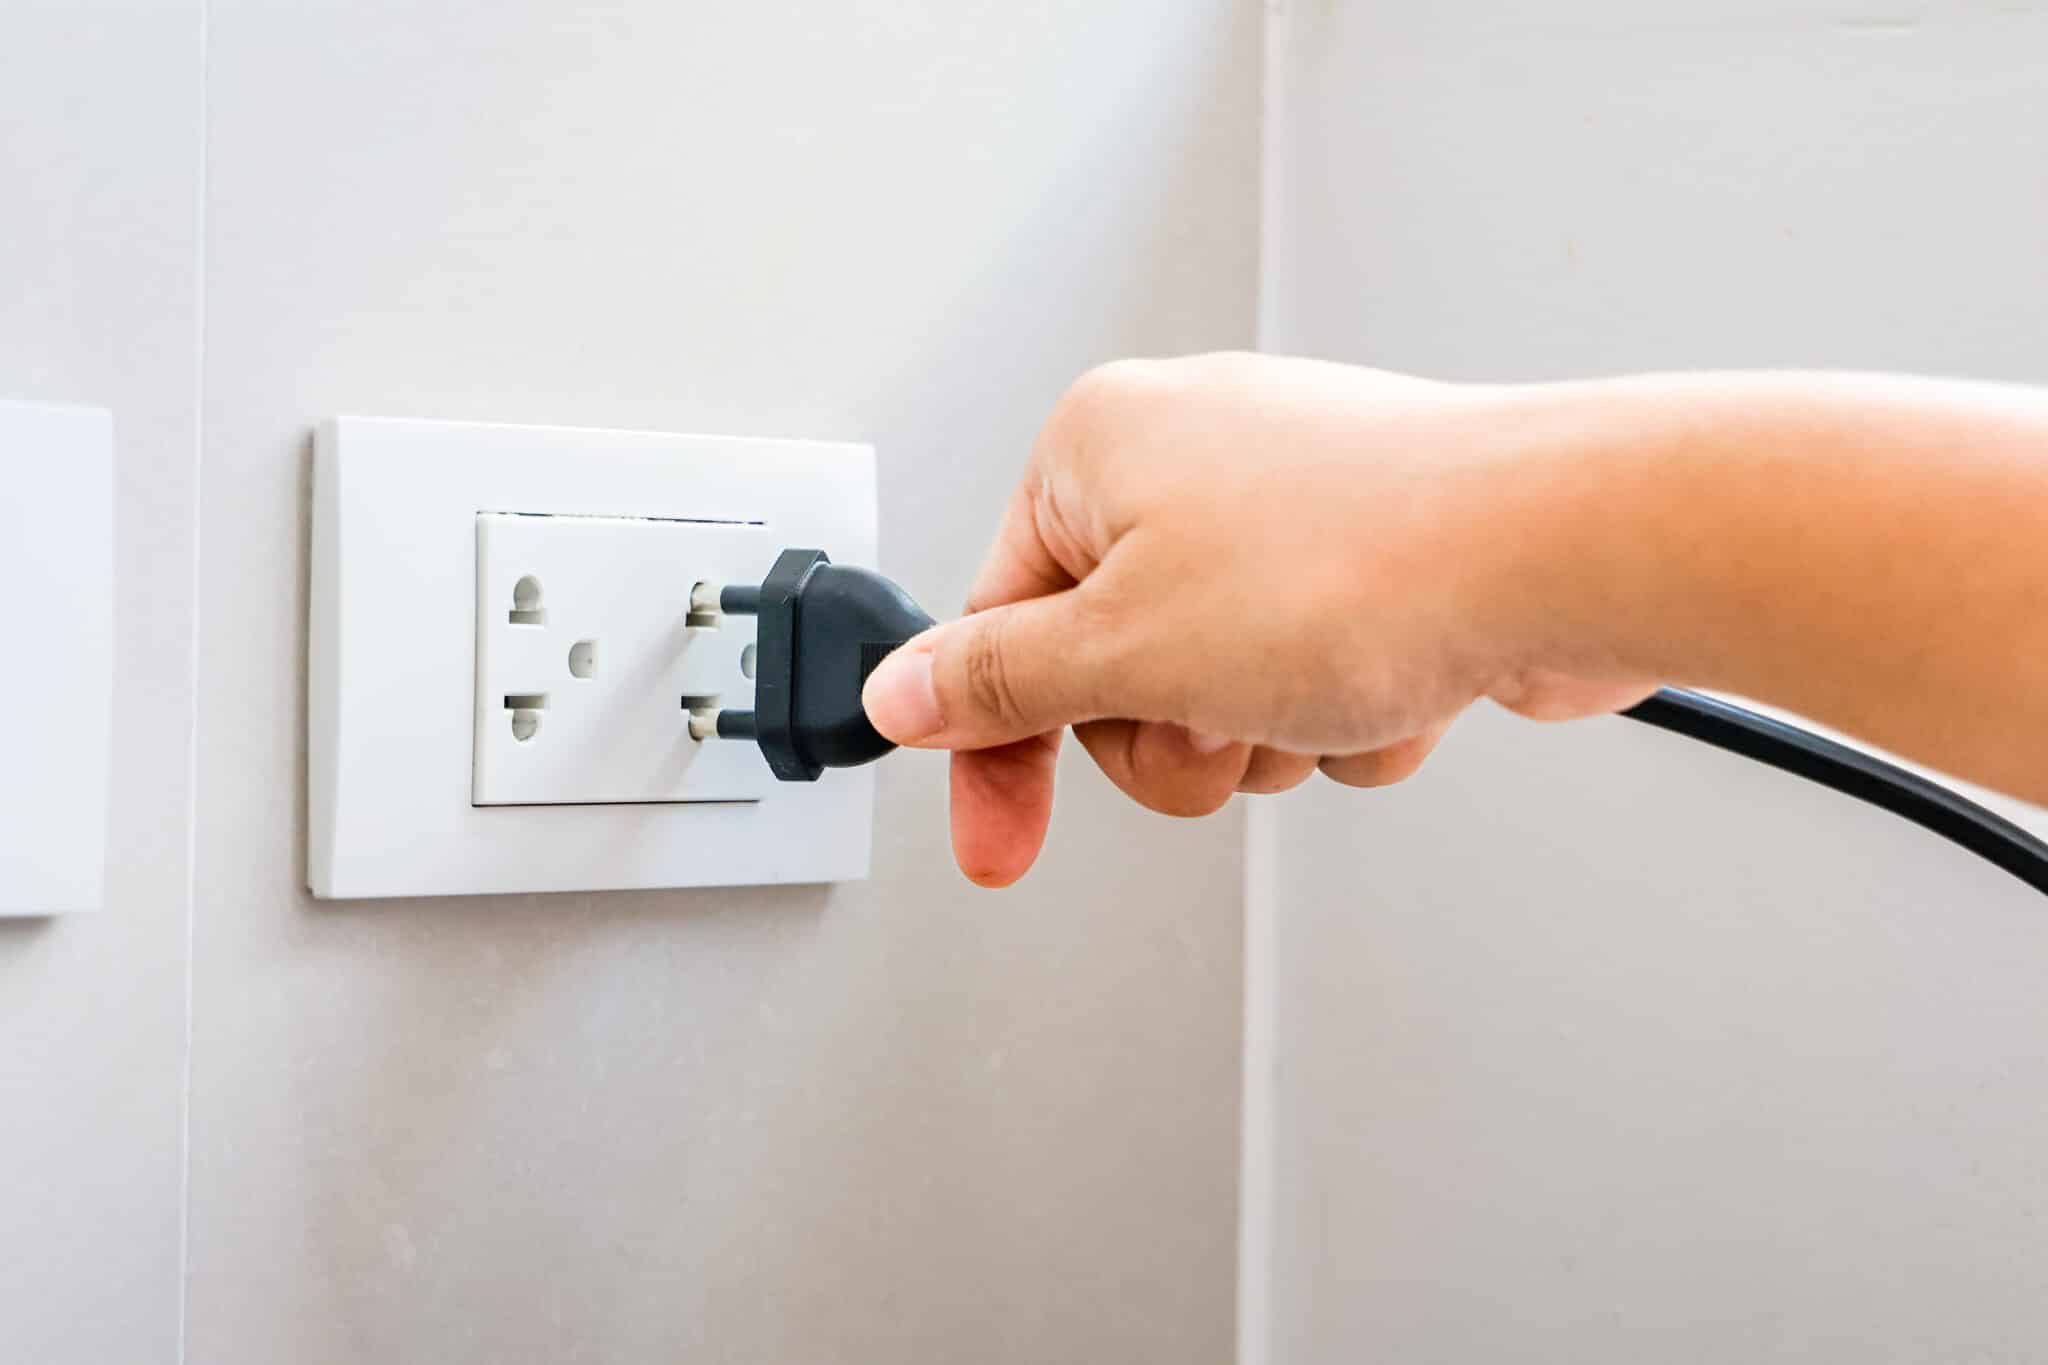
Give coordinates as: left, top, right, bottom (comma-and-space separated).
688, 581, 761, 624
686, 703, 759, 743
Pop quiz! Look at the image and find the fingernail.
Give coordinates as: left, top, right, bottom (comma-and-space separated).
863, 650, 944, 743
1184, 726, 1232, 755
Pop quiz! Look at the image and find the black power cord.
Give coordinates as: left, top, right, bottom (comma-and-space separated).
695, 553, 2048, 898
1623, 688, 2048, 896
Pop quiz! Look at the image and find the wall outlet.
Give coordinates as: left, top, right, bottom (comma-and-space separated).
473, 512, 774, 805
309, 416, 877, 899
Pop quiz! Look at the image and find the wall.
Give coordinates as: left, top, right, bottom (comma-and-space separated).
1, 2, 1260, 1361
1250, 2, 2048, 1361
0, 2, 201, 1359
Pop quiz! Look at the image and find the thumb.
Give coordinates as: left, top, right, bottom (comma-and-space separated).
862, 589, 1114, 750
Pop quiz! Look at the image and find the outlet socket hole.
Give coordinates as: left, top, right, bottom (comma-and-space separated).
685, 581, 719, 629
505, 693, 547, 742
568, 640, 597, 679
680, 693, 720, 713
510, 575, 546, 626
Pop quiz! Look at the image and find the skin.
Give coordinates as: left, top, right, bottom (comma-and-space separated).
858, 353, 2048, 887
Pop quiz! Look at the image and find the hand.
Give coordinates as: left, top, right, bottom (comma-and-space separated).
861, 353, 1656, 886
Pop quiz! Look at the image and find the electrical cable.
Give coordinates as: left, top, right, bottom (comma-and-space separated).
1621, 687, 2048, 897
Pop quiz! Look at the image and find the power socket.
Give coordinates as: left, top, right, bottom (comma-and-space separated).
309, 415, 876, 899
473, 512, 776, 805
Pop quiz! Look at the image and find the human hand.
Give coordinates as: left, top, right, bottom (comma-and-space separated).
860, 352, 1656, 886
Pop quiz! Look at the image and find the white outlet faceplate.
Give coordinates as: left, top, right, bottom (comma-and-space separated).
310, 416, 878, 900
1, 401, 113, 916
473, 512, 772, 806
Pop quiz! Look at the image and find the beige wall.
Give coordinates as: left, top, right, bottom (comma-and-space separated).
0, 1, 201, 1359
1, 3, 1260, 1361
1250, 2, 2048, 1361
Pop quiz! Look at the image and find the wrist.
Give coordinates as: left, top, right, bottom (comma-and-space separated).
1463, 376, 1704, 693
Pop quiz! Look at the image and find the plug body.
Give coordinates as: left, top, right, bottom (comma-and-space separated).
711, 549, 933, 781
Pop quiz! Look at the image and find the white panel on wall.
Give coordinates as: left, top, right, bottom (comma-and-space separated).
1251, 3, 2048, 1362
0, 402, 113, 916
308, 417, 878, 897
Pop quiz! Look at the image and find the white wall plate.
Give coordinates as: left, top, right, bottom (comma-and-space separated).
309, 416, 878, 899
0, 401, 114, 916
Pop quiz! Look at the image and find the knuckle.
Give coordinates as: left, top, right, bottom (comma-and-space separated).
1137, 736, 1242, 819
1318, 753, 1379, 789
960, 617, 1030, 731
1130, 774, 1235, 819
1319, 742, 1428, 790
1046, 587, 1139, 716
1051, 360, 1158, 442
1177, 350, 1260, 387
1238, 751, 1316, 795
1064, 582, 1128, 652
1168, 783, 1237, 819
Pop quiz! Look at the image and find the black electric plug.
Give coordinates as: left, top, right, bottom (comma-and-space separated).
691, 549, 934, 781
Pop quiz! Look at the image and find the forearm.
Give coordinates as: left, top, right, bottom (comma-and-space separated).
1504, 372, 2048, 804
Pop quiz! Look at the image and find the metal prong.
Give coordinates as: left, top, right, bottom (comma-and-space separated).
718, 584, 762, 616
688, 581, 723, 617
687, 707, 722, 742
